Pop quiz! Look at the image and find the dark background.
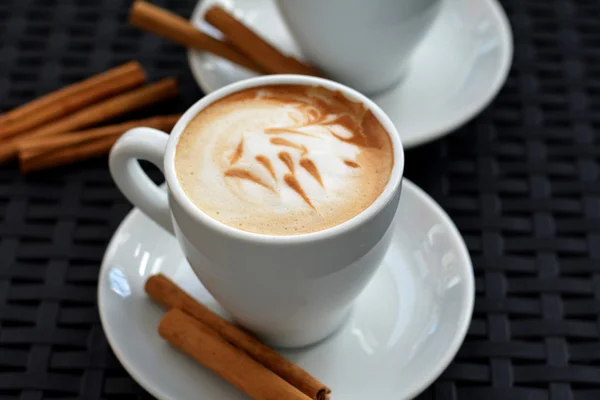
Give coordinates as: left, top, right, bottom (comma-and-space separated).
1, 0, 599, 399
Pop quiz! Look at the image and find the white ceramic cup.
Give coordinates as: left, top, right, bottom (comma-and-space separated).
276, 0, 443, 95
109, 74, 405, 348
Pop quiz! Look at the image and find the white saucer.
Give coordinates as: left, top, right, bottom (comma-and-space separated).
98, 179, 474, 399
187, 0, 513, 148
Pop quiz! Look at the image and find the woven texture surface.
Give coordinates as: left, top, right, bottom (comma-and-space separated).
1, 0, 599, 399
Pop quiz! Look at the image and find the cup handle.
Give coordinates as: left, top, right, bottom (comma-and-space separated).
109, 127, 174, 234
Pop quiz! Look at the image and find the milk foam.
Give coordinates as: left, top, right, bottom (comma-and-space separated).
175, 85, 393, 235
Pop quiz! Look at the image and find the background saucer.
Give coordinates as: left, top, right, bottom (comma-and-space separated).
187, 0, 513, 148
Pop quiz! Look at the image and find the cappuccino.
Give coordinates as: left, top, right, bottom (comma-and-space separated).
175, 84, 393, 235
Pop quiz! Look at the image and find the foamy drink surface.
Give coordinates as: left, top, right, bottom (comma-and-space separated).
175, 84, 393, 235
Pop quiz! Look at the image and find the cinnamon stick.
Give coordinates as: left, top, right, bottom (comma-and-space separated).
18, 115, 181, 174
204, 5, 322, 77
129, 1, 265, 74
0, 61, 147, 140
159, 309, 311, 400
146, 274, 330, 400
0, 78, 178, 164
18, 136, 118, 174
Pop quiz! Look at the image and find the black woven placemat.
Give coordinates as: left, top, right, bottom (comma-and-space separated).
1, 0, 599, 399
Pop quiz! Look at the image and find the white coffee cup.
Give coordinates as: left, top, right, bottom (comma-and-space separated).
276, 0, 443, 94
109, 74, 404, 348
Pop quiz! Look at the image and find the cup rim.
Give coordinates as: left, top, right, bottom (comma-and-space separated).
163, 74, 405, 244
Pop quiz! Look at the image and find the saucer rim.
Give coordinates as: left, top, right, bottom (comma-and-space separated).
185, 0, 514, 149
97, 179, 475, 400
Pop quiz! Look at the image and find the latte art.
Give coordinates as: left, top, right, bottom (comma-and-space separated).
175, 85, 393, 235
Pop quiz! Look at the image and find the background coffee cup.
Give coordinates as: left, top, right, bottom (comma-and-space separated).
275, 0, 443, 95
109, 74, 405, 348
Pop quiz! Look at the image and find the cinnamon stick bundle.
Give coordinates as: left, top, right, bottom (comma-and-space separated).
159, 309, 311, 400
18, 115, 181, 174
204, 5, 322, 77
0, 78, 178, 164
129, 1, 265, 73
146, 274, 330, 400
0, 61, 146, 140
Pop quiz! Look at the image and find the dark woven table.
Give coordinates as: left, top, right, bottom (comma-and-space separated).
1, 0, 599, 399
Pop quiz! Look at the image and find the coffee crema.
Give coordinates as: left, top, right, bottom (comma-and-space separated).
175, 84, 393, 235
